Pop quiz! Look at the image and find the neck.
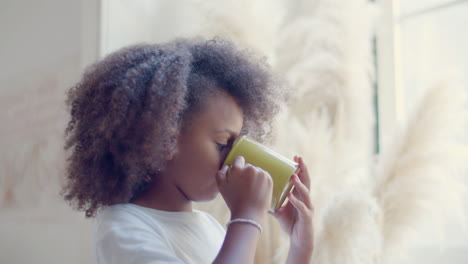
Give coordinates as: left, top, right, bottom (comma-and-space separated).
131, 173, 192, 212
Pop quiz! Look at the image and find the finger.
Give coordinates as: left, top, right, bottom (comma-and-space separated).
255, 166, 271, 179
254, 165, 264, 172
292, 156, 301, 196
297, 157, 311, 190
215, 165, 229, 186
273, 197, 295, 220
291, 174, 313, 209
288, 192, 309, 216
268, 210, 278, 218
232, 155, 245, 169
269, 205, 285, 219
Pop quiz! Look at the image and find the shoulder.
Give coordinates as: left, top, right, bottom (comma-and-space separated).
93, 204, 183, 263
95, 204, 161, 237
94, 204, 173, 253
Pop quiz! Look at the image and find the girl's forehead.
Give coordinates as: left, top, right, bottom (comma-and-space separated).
194, 91, 244, 132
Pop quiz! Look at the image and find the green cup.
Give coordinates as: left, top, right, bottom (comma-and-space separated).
222, 135, 299, 212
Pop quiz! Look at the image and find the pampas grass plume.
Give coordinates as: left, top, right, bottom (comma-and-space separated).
374, 82, 468, 263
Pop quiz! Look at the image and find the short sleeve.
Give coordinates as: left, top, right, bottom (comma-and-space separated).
95, 225, 184, 264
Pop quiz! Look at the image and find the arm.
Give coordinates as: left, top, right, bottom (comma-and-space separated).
96, 226, 183, 264
286, 243, 313, 264
272, 156, 314, 264
213, 156, 273, 264
212, 222, 261, 264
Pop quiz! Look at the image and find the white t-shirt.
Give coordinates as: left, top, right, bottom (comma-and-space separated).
94, 203, 226, 264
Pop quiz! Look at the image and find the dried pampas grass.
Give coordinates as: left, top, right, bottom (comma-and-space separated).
312, 191, 382, 264
374, 82, 468, 263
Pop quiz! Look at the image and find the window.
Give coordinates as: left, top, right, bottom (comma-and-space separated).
376, 0, 468, 263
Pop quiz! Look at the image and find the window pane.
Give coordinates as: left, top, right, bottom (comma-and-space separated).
395, 2, 468, 263
397, 1, 468, 118
396, 0, 459, 15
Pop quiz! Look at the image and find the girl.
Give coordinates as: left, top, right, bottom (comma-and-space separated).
63, 37, 314, 263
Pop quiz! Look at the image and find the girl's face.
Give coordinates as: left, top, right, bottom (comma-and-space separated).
164, 89, 244, 202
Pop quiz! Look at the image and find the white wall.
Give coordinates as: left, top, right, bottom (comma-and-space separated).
0, 0, 99, 263
99, 0, 206, 56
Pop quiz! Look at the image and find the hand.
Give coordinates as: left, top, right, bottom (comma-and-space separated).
271, 156, 314, 258
216, 156, 273, 222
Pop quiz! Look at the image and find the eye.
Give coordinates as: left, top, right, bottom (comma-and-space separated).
216, 143, 229, 152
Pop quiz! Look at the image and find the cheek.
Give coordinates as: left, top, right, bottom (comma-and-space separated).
203, 148, 223, 171
181, 145, 221, 173
198, 149, 225, 178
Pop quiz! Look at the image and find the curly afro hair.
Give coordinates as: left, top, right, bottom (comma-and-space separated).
62, 37, 286, 217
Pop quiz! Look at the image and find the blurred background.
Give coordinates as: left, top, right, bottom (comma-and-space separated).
1, 0, 467, 263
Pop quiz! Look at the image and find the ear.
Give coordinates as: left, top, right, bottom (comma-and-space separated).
166, 153, 174, 161
165, 149, 178, 161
